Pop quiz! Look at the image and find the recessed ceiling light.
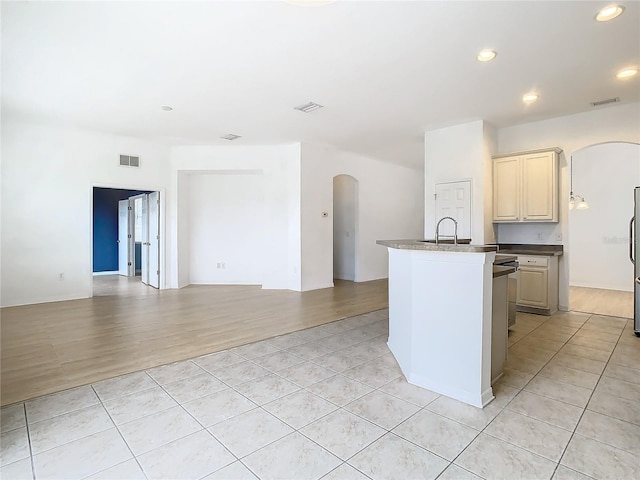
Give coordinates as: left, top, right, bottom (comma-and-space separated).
522, 93, 539, 104
221, 134, 241, 141
160, 105, 173, 111
477, 49, 497, 62
617, 67, 638, 79
595, 4, 625, 21
294, 102, 324, 113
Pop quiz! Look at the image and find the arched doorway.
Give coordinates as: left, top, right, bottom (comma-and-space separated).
568, 142, 640, 318
333, 175, 358, 281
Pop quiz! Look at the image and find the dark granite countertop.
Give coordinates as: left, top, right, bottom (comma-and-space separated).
494, 254, 518, 264
496, 243, 563, 256
377, 239, 498, 253
493, 265, 516, 278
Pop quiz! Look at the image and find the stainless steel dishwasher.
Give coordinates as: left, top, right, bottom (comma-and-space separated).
494, 255, 519, 328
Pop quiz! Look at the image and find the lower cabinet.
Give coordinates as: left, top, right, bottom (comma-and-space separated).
516, 255, 558, 315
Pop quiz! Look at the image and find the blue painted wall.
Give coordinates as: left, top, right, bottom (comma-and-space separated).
93, 188, 152, 273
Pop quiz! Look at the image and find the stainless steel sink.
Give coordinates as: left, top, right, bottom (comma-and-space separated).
418, 239, 471, 244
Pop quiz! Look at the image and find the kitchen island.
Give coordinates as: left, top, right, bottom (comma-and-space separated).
377, 239, 498, 408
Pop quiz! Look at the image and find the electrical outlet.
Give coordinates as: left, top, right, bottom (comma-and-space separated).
216, 263, 221, 269
221, 263, 226, 269
59, 272, 65, 280
536, 232, 542, 241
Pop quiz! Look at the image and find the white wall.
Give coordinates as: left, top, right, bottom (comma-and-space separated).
300, 143, 424, 291
497, 101, 640, 309
333, 175, 357, 281
570, 142, 640, 292
188, 172, 265, 285
169, 144, 301, 291
424, 120, 497, 244
0, 118, 171, 307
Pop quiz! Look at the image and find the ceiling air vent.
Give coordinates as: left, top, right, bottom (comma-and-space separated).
591, 97, 619, 107
119, 155, 140, 167
221, 134, 241, 141
294, 102, 323, 113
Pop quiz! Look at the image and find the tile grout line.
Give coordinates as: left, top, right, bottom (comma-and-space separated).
151, 361, 246, 478
428, 313, 576, 476
148, 359, 270, 480
439, 313, 574, 478
493, 312, 635, 479
210, 318, 393, 479
194, 334, 376, 478
23, 403, 36, 480
157, 348, 358, 477
89, 384, 150, 480
553, 316, 632, 477
241, 323, 389, 479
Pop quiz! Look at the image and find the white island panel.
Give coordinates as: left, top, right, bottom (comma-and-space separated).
386, 247, 496, 408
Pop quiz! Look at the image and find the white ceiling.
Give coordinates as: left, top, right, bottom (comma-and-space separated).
2, 0, 639, 169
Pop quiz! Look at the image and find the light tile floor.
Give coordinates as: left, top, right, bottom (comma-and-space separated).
1, 309, 639, 480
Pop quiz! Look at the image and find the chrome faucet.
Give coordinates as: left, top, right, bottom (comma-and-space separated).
435, 216, 458, 245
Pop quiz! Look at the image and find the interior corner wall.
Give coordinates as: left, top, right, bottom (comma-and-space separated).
497, 101, 640, 310
425, 120, 496, 244
170, 144, 301, 291
300, 143, 424, 291
187, 173, 265, 285
0, 118, 171, 307
482, 122, 498, 245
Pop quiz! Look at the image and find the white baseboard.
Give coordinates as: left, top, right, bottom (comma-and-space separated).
93, 271, 119, 276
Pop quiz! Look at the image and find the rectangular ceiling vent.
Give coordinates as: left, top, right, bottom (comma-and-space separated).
294, 102, 323, 113
221, 134, 241, 141
119, 155, 140, 167
591, 97, 619, 107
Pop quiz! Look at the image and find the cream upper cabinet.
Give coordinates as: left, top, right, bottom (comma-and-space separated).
493, 157, 520, 221
493, 148, 559, 223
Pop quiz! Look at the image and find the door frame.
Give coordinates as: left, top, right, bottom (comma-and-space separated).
90, 183, 166, 296
128, 193, 149, 281
433, 179, 473, 239
332, 174, 359, 282
118, 197, 135, 277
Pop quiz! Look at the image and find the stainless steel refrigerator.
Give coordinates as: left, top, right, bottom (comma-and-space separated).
631, 187, 640, 336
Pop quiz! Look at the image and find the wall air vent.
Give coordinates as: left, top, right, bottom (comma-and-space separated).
294, 102, 323, 113
591, 97, 619, 107
221, 134, 241, 141
119, 155, 140, 167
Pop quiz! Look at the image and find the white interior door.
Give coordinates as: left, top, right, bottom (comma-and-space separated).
118, 199, 134, 276
434, 181, 472, 239
139, 195, 149, 284
148, 191, 160, 288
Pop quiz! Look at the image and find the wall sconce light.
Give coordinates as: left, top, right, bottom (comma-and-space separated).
569, 156, 589, 210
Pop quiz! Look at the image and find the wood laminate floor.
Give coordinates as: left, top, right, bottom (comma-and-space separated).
0, 276, 388, 406
570, 286, 633, 319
